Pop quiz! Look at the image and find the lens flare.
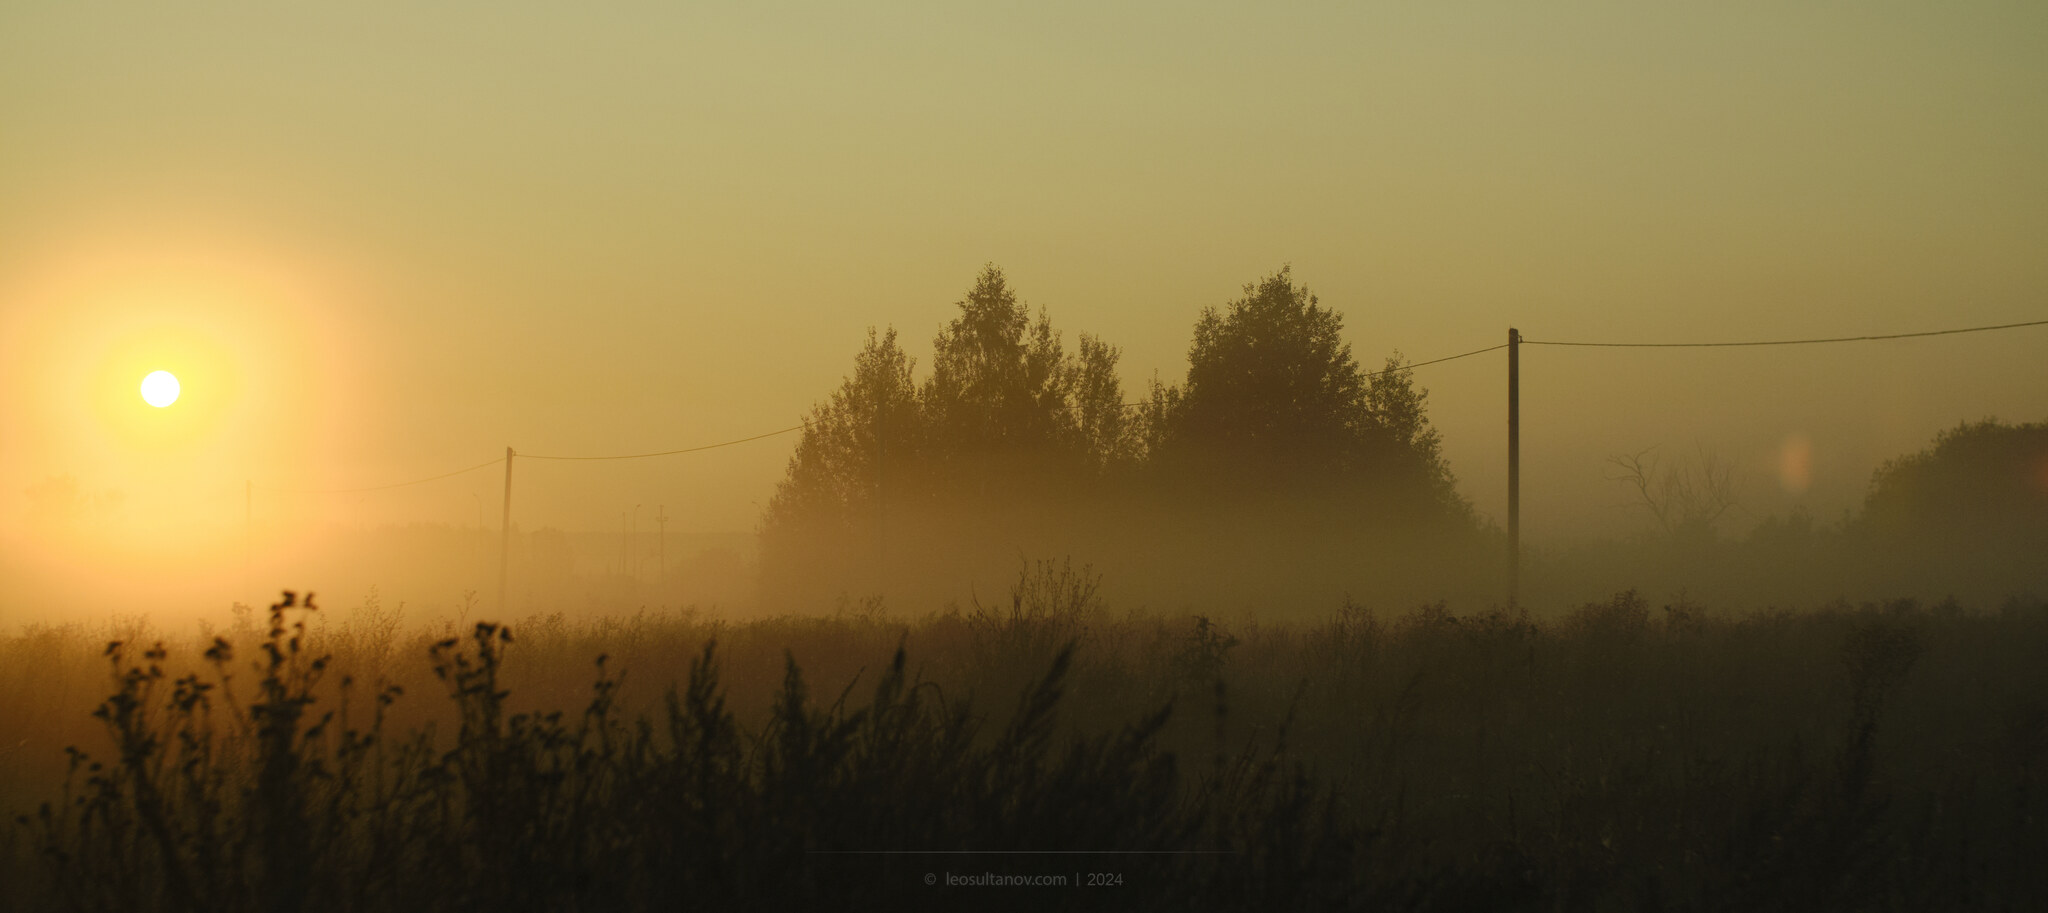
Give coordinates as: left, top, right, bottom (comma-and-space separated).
1777, 433, 1812, 494
141, 370, 181, 408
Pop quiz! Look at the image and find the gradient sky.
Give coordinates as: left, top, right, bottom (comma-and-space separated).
3, 1, 2045, 610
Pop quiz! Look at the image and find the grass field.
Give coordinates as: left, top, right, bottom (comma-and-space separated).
4, 564, 2045, 911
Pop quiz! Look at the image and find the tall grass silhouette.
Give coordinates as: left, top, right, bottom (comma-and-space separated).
5, 575, 2046, 911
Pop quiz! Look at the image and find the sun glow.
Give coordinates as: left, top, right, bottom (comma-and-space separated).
141, 370, 180, 408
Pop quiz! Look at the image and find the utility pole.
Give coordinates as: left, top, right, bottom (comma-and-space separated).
499, 447, 514, 613
654, 504, 668, 579
624, 505, 641, 582
1507, 328, 1521, 607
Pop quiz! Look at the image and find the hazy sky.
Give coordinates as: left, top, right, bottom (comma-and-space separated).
3, 1, 2045, 605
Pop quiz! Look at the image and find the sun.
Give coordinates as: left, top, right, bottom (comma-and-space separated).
140, 370, 181, 408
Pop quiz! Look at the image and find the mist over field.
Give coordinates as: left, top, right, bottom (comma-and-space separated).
6, 267, 2040, 629
5, 263, 2043, 629
4, 1, 2047, 909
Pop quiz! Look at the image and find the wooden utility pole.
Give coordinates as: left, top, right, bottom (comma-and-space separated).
499, 447, 514, 612
1507, 328, 1521, 607
654, 505, 668, 579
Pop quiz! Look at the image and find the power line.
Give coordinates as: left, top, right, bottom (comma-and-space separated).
1526, 317, 2048, 348
257, 337, 1492, 491
520, 424, 806, 461
252, 425, 804, 493
250, 314, 2044, 491
1116, 342, 1508, 408
1365, 343, 1509, 376
252, 456, 505, 495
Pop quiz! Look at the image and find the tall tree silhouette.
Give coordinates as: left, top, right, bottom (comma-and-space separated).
1170, 267, 1366, 472
1364, 352, 1464, 516
1841, 418, 2048, 599
1861, 419, 2048, 543
760, 268, 1134, 605
920, 264, 1130, 501
761, 264, 1480, 609
759, 328, 921, 580
922, 267, 1066, 459
1068, 333, 1137, 472
1146, 267, 1457, 504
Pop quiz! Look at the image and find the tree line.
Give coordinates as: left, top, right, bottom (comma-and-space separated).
758, 265, 1487, 609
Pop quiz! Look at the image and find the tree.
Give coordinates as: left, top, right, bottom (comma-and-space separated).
1861, 419, 2048, 542
922, 266, 1068, 458
1162, 267, 1369, 477
1605, 445, 1740, 542
920, 264, 1130, 498
1065, 333, 1138, 472
760, 263, 1480, 608
760, 267, 1136, 605
759, 328, 921, 574
1146, 267, 1460, 515
1843, 418, 2048, 601
1364, 353, 1463, 516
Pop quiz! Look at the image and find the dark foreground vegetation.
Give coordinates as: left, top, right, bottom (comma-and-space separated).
4, 571, 2046, 912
